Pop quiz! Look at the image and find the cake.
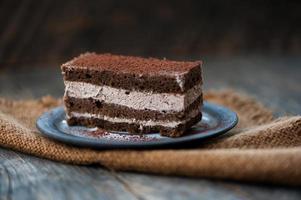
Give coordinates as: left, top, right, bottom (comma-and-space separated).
61, 53, 203, 137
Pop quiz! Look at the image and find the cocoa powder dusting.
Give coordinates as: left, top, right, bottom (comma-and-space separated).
62, 52, 202, 75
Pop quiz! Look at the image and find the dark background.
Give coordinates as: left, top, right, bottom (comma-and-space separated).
0, 0, 301, 68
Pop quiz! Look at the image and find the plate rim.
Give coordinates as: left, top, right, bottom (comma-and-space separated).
36, 102, 238, 149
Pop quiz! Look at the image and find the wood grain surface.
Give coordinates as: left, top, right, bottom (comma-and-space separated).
0, 56, 300, 200
1, 0, 301, 67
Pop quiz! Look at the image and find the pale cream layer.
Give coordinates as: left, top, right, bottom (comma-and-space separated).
67, 108, 200, 128
64, 81, 202, 112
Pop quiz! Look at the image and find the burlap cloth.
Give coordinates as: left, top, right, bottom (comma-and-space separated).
0, 90, 300, 186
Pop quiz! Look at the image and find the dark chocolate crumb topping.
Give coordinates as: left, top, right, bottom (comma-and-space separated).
62, 52, 202, 76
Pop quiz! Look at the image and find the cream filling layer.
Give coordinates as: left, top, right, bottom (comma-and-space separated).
64, 81, 202, 112
68, 109, 200, 128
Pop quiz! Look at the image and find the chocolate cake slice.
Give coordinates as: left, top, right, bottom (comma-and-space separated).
61, 53, 203, 137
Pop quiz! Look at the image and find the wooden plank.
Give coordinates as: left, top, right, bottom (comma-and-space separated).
203, 56, 301, 115
115, 172, 301, 200
1, 1, 301, 65
0, 148, 138, 200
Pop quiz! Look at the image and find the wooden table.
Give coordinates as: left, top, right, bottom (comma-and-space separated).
0, 56, 300, 200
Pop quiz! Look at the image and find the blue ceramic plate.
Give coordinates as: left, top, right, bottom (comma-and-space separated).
36, 102, 238, 149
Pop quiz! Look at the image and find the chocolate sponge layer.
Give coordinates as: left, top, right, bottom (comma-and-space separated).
62, 53, 202, 93
67, 112, 202, 137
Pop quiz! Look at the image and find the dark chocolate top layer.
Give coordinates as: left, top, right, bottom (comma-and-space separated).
62, 52, 203, 93
62, 52, 202, 76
